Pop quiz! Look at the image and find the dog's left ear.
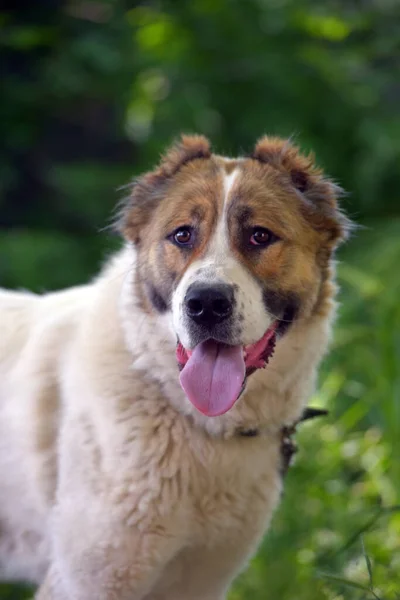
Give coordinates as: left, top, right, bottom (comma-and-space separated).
118, 135, 211, 244
252, 136, 352, 246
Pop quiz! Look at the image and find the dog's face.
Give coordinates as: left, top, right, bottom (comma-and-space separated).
120, 135, 350, 417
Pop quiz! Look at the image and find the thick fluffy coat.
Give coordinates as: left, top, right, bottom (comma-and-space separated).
0, 135, 349, 599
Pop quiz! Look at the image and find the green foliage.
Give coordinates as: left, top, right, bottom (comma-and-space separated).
0, 1, 399, 599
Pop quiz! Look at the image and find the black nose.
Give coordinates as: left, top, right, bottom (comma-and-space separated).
185, 284, 234, 327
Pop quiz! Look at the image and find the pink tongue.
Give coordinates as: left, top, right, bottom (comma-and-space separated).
179, 340, 245, 417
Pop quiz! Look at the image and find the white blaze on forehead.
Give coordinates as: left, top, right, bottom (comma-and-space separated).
223, 168, 239, 199
172, 163, 273, 348
207, 167, 239, 258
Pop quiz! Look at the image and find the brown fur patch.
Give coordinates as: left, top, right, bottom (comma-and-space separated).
226, 162, 323, 319
251, 136, 351, 245
119, 135, 212, 244
224, 141, 349, 318
135, 159, 224, 313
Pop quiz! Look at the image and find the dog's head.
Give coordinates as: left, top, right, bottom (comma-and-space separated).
119, 135, 350, 417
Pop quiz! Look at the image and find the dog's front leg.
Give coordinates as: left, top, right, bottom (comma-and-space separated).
35, 523, 183, 600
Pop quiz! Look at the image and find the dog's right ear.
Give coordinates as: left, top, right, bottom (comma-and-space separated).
251, 136, 352, 247
117, 135, 211, 244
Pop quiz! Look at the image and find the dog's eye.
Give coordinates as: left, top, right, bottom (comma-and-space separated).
172, 227, 193, 246
249, 228, 276, 247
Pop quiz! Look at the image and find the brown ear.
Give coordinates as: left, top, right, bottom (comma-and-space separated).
158, 134, 211, 177
117, 135, 212, 243
252, 136, 352, 245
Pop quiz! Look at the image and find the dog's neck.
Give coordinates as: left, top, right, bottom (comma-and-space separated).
115, 245, 334, 439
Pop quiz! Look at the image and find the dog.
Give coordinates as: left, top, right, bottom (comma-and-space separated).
0, 135, 350, 599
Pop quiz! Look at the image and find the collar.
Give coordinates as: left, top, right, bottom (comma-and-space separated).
237, 406, 328, 438
237, 406, 328, 473
237, 427, 259, 437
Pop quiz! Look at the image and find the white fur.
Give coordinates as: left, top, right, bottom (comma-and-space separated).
172, 168, 272, 349
0, 242, 334, 599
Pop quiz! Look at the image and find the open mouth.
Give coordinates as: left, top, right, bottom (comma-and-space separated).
176, 323, 277, 417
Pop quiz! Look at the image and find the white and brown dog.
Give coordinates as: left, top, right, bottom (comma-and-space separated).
0, 135, 350, 599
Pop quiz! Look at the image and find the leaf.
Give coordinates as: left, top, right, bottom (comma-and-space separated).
361, 536, 374, 586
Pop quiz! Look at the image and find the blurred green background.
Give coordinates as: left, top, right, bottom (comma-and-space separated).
1, 1, 399, 599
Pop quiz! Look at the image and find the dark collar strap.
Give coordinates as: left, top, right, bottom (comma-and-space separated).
299, 407, 329, 423
237, 407, 328, 476
238, 428, 259, 437
280, 407, 329, 475
237, 406, 329, 439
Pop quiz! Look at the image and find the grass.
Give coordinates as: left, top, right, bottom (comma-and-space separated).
1, 220, 399, 600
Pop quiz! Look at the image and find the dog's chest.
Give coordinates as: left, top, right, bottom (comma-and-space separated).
183, 433, 282, 544
112, 407, 283, 546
